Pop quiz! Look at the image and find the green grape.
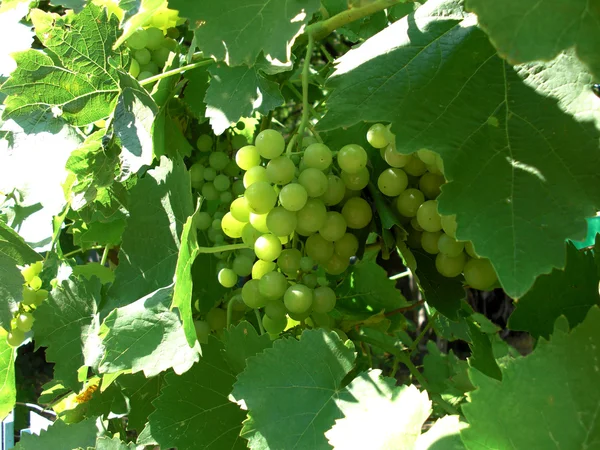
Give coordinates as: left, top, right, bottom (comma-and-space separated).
216, 261, 229, 273
16, 312, 34, 332
243, 166, 269, 188
34, 289, 48, 306
194, 212, 211, 231
209, 152, 230, 171
127, 29, 149, 50
384, 144, 411, 168
230, 197, 251, 222
134, 48, 152, 65
312, 286, 336, 313
248, 212, 269, 234
266, 207, 297, 237
306, 234, 334, 263
30, 261, 43, 275
317, 277, 329, 287
152, 47, 170, 66
284, 284, 313, 314
334, 233, 359, 259
403, 155, 428, 177
300, 256, 314, 272
252, 260, 276, 279
288, 310, 311, 321
221, 212, 245, 238
366, 123, 390, 148
377, 168, 408, 196
318, 211, 347, 242
255, 129, 285, 159
232, 255, 253, 277
298, 168, 329, 198
218, 268, 238, 288
337, 144, 368, 174
162, 37, 177, 51
416, 200, 442, 232
208, 228, 225, 243
297, 199, 327, 233
144, 27, 165, 50
213, 174, 231, 192
341, 197, 372, 229
20, 265, 37, 284
441, 214, 457, 239
264, 300, 287, 320
465, 241, 479, 258
197, 134, 213, 152
232, 180, 245, 197
464, 258, 497, 290
194, 320, 210, 344
201, 182, 219, 201
278, 248, 302, 275
245, 182, 277, 214
236, 145, 261, 170
231, 134, 248, 150
220, 191, 233, 204
320, 175, 345, 206
435, 252, 466, 278
301, 136, 318, 148
137, 70, 155, 81
419, 172, 445, 199
29, 276, 42, 290
140, 61, 159, 75
304, 143, 333, 170
190, 163, 205, 189
406, 228, 422, 249
410, 217, 423, 232
129, 58, 141, 78
437, 233, 464, 257
417, 148, 437, 165
266, 156, 295, 185
254, 234, 282, 261
302, 273, 318, 289
262, 314, 287, 334
324, 253, 349, 275
6, 329, 25, 347
259, 271, 288, 300
396, 188, 424, 217
212, 218, 222, 230
206, 308, 227, 330
203, 167, 217, 181
224, 161, 241, 178
421, 231, 442, 254
341, 167, 370, 191
279, 183, 308, 212
242, 279, 267, 308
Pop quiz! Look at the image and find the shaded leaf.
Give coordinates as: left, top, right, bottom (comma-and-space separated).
416, 415, 467, 450
221, 321, 272, 374
119, 372, 164, 433
14, 418, 97, 450
0, 329, 16, 420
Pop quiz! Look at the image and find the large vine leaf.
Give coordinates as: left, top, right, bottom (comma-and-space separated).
509, 242, 600, 338
462, 306, 600, 449
14, 418, 98, 450
318, 0, 600, 298
465, 0, 600, 81
33, 276, 103, 391
91, 436, 136, 450
0, 329, 16, 420
233, 329, 355, 450
118, 372, 164, 433
1, 4, 128, 126
104, 156, 193, 313
168, 0, 321, 66
99, 285, 200, 377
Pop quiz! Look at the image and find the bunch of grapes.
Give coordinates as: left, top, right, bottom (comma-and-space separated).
6, 261, 48, 347
366, 124, 499, 291
126, 26, 178, 81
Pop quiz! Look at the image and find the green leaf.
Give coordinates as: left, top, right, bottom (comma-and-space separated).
318, 0, 600, 298
73, 263, 115, 285
182, 65, 209, 119
233, 329, 355, 450
169, 0, 321, 66
325, 372, 431, 450
0, 329, 16, 420
105, 156, 193, 312
33, 276, 102, 390
422, 341, 474, 398
205, 64, 284, 135
113, 0, 165, 49
465, 0, 600, 81
462, 306, 600, 449
50, 0, 87, 12
221, 321, 272, 374
146, 336, 247, 450
93, 435, 136, 450
416, 415, 468, 450
118, 372, 164, 433
0, 219, 41, 263
191, 233, 228, 315
14, 418, 98, 450
466, 320, 501, 381
0, 3, 34, 77
99, 285, 200, 377
1, 4, 128, 126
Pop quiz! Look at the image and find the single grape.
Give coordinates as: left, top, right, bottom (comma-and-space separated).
410, 217, 423, 232
264, 300, 287, 320
252, 260, 276, 279
324, 253, 349, 275
384, 144, 411, 168
245, 182, 277, 214
190, 163, 205, 189
377, 168, 408, 196
231, 134, 248, 150
235, 145, 261, 170
232, 180, 245, 197
203, 167, 217, 181
254, 234, 282, 261
416, 200, 442, 232
417, 148, 437, 165
312, 286, 336, 313
255, 129, 285, 159
302, 273, 318, 289
301, 136, 318, 148
300, 256, 315, 272
441, 214, 458, 239
16, 312, 34, 332
209, 152, 230, 171
298, 168, 329, 198
334, 233, 359, 259
243, 166, 269, 188
230, 197, 251, 222
266, 156, 295, 185
29, 276, 42, 291
396, 188, 425, 217
306, 234, 334, 263
194, 320, 210, 344
220, 191, 233, 204
337, 144, 368, 174
206, 308, 227, 330
262, 314, 287, 335
20, 265, 36, 284
232, 255, 254, 277
464, 258, 497, 290
317, 277, 329, 287
435, 251, 467, 278
304, 143, 333, 170
419, 172, 445, 199
224, 161, 241, 178
137, 70, 155, 81
278, 248, 302, 275
129, 58, 141, 78
406, 228, 422, 249
249, 212, 269, 233
320, 175, 346, 206
201, 182, 219, 201
403, 156, 428, 177
266, 207, 297, 237
242, 279, 267, 308
341, 167, 370, 191
218, 268, 238, 288
208, 227, 225, 243
341, 197, 372, 229
212, 218, 222, 231
279, 183, 308, 211
288, 310, 311, 321
30, 261, 43, 275
465, 241, 479, 258
152, 46, 170, 66
437, 233, 465, 257
6, 329, 25, 347
221, 212, 245, 238
259, 271, 288, 300
162, 37, 177, 51
296, 198, 328, 233
195, 212, 212, 230
284, 284, 313, 314
319, 212, 347, 242
134, 48, 152, 65
366, 123, 390, 148
140, 62, 159, 75
213, 174, 231, 192
34, 289, 48, 306
197, 134, 213, 152
145, 27, 165, 50
421, 231, 442, 254
127, 29, 149, 50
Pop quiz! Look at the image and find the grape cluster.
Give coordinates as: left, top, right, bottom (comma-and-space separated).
366, 124, 499, 291
6, 261, 48, 347
126, 25, 178, 81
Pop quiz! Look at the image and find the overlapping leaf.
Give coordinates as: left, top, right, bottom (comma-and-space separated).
14, 418, 97, 450
318, 0, 600, 298
0, 329, 15, 420
118, 372, 164, 433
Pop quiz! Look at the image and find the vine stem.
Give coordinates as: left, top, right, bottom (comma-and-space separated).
408, 312, 438, 354
100, 244, 111, 266
197, 243, 250, 254
296, 34, 315, 150
140, 59, 214, 86
62, 246, 105, 259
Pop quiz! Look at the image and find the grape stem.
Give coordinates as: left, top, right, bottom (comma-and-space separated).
295, 34, 315, 151
139, 58, 214, 86
254, 309, 266, 335
408, 311, 437, 355
197, 243, 250, 254
100, 244, 111, 266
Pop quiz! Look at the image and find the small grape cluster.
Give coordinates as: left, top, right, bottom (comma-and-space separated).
6, 261, 48, 347
367, 124, 499, 290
